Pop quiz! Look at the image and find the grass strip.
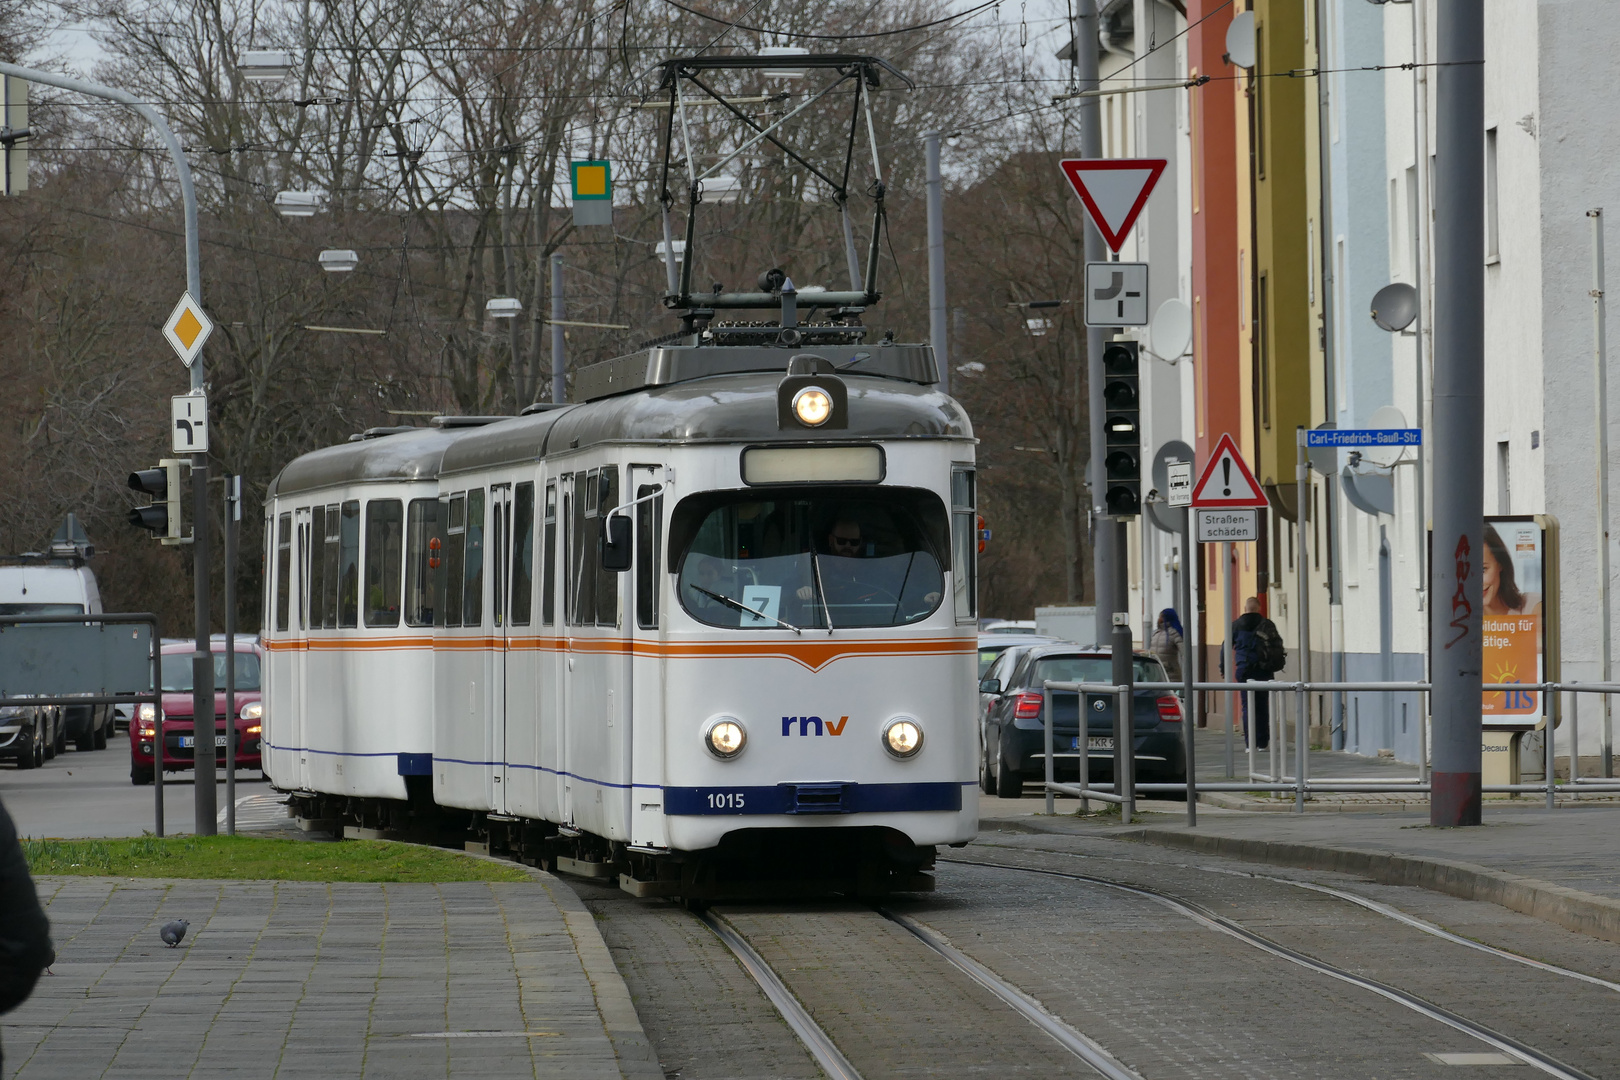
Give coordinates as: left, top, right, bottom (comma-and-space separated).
23, 835, 530, 883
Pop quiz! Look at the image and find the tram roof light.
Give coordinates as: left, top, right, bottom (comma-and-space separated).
240, 50, 297, 81
485, 297, 523, 318
318, 249, 359, 272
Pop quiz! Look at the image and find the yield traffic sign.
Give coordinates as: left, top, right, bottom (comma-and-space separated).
163, 292, 212, 368
1190, 433, 1268, 509
1058, 158, 1167, 252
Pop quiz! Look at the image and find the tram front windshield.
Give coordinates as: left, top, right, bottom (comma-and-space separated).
674, 489, 948, 630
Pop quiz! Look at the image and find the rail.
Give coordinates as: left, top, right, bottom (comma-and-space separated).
1038, 677, 1620, 825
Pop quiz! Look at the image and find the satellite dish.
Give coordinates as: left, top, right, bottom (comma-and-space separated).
1225, 12, 1256, 69
1370, 282, 1418, 332
1308, 423, 1338, 475
1148, 299, 1192, 363
1362, 405, 1409, 468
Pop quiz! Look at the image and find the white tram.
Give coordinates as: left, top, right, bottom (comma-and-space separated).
263, 344, 979, 894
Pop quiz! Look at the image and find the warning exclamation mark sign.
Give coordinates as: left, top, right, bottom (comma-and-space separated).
1222, 459, 1232, 496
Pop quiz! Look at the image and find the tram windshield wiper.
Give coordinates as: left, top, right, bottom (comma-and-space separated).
689, 584, 802, 635
810, 549, 835, 635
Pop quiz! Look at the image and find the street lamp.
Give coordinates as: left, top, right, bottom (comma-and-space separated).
486, 297, 523, 318
318, 249, 358, 272
655, 239, 686, 263
239, 50, 297, 82
274, 190, 321, 216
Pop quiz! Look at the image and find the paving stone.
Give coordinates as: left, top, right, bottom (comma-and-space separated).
3, 875, 658, 1079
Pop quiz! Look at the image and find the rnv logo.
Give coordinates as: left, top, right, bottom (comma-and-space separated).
781, 716, 849, 736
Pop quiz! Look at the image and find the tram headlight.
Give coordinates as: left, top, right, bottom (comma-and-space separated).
791, 386, 833, 427
882, 717, 924, 759
704, 717, 747, 759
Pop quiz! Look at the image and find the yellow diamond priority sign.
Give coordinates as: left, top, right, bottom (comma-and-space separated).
163, 292, 212, 368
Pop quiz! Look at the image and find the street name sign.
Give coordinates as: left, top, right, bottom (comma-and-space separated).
171, 393, 208, 455
1195, 508, 1260, 543
1058, 158, 1167, 252
162, 292, 212, 368
1190, 433, 1269, 509
1305, 428, 1423, 448
1084, 261, 1149, 326
1167, 460, 1192, 507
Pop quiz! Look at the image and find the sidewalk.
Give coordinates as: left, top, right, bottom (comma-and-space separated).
3, 870, 660, 1080
980, 792, 1620, 946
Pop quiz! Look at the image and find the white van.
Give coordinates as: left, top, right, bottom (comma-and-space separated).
0, 554, 117, 750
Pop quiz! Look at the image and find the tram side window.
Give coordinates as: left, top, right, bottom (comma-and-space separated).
298, 513, 312, 630
338, 500, 360, 628
596, 469, 619, 626
464, 489, 485, 626
322, 504, 342, 628
364, 499, 403, 627
404, 499, 437, 626
569, 472, 594, 625
443, 494, 466, 627
542, 484, 557, 626
635, 484, 663, 629
275, 513, 292, 632
512, 483, 535, 626
951, 468, 977, 622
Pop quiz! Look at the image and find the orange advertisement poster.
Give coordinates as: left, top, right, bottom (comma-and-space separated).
1480, 520, 1545, 720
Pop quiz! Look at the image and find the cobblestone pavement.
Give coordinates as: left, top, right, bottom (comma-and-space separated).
925, 834, 1620, 1079
3, 875, 658, 1080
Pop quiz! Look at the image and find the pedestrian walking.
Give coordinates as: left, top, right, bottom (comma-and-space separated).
0, 795, 53, 1071
1150, 608, 1184, 681
1222, 597, 1286, 749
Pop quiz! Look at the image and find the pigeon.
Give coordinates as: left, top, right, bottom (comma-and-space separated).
160, 919, 189, 948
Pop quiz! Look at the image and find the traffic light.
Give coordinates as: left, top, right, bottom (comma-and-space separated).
127, 459, 190, 544
1101, 339, 1141, 517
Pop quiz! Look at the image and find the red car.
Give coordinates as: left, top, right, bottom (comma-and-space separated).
131, 639, 263, 785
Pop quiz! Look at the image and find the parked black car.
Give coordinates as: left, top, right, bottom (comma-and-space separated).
0, 704, 51, 769
978, 645, 1185, 798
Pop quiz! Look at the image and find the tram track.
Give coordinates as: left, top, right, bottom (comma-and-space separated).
559, 831, 1619, 1078
942, 851, 1602, 1080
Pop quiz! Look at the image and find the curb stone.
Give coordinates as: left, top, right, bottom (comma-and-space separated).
449, 846, 663, 1080
991, 815, 1620, 946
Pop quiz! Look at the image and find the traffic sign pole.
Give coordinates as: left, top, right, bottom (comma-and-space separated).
1073, 0, 1114, 647
0, 60, 216, 836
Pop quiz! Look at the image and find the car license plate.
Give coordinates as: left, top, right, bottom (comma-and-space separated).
1088, 737, 1114, 751
177, 736, 228, 748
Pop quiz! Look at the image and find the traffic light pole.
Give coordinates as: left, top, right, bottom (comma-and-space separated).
1429, 1, 1484, 826
0, 63, 217, 835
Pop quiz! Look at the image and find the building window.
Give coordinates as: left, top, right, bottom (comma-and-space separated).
1497, 441, 1511, 515
1485, 126, 1500, 263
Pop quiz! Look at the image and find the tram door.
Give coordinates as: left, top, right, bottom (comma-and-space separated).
489, 484, 512, 813
627, 468, 665, 847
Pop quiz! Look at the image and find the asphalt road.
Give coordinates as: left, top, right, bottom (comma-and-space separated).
0, 725, 268, 838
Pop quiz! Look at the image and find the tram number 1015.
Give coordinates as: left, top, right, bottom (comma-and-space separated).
707, 792, 747, 810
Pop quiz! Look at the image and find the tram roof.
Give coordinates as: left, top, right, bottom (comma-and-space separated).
437, 371, 972, 476
266, 424, 465, 497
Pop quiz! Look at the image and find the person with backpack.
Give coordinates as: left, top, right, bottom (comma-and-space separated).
1224, 597, 1286, 749
0, 795, 54, 1070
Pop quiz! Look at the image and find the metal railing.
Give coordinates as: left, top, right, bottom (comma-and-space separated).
1039, 677, 1620, 826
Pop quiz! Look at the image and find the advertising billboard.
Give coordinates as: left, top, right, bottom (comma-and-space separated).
1480, 516, 1560, 727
